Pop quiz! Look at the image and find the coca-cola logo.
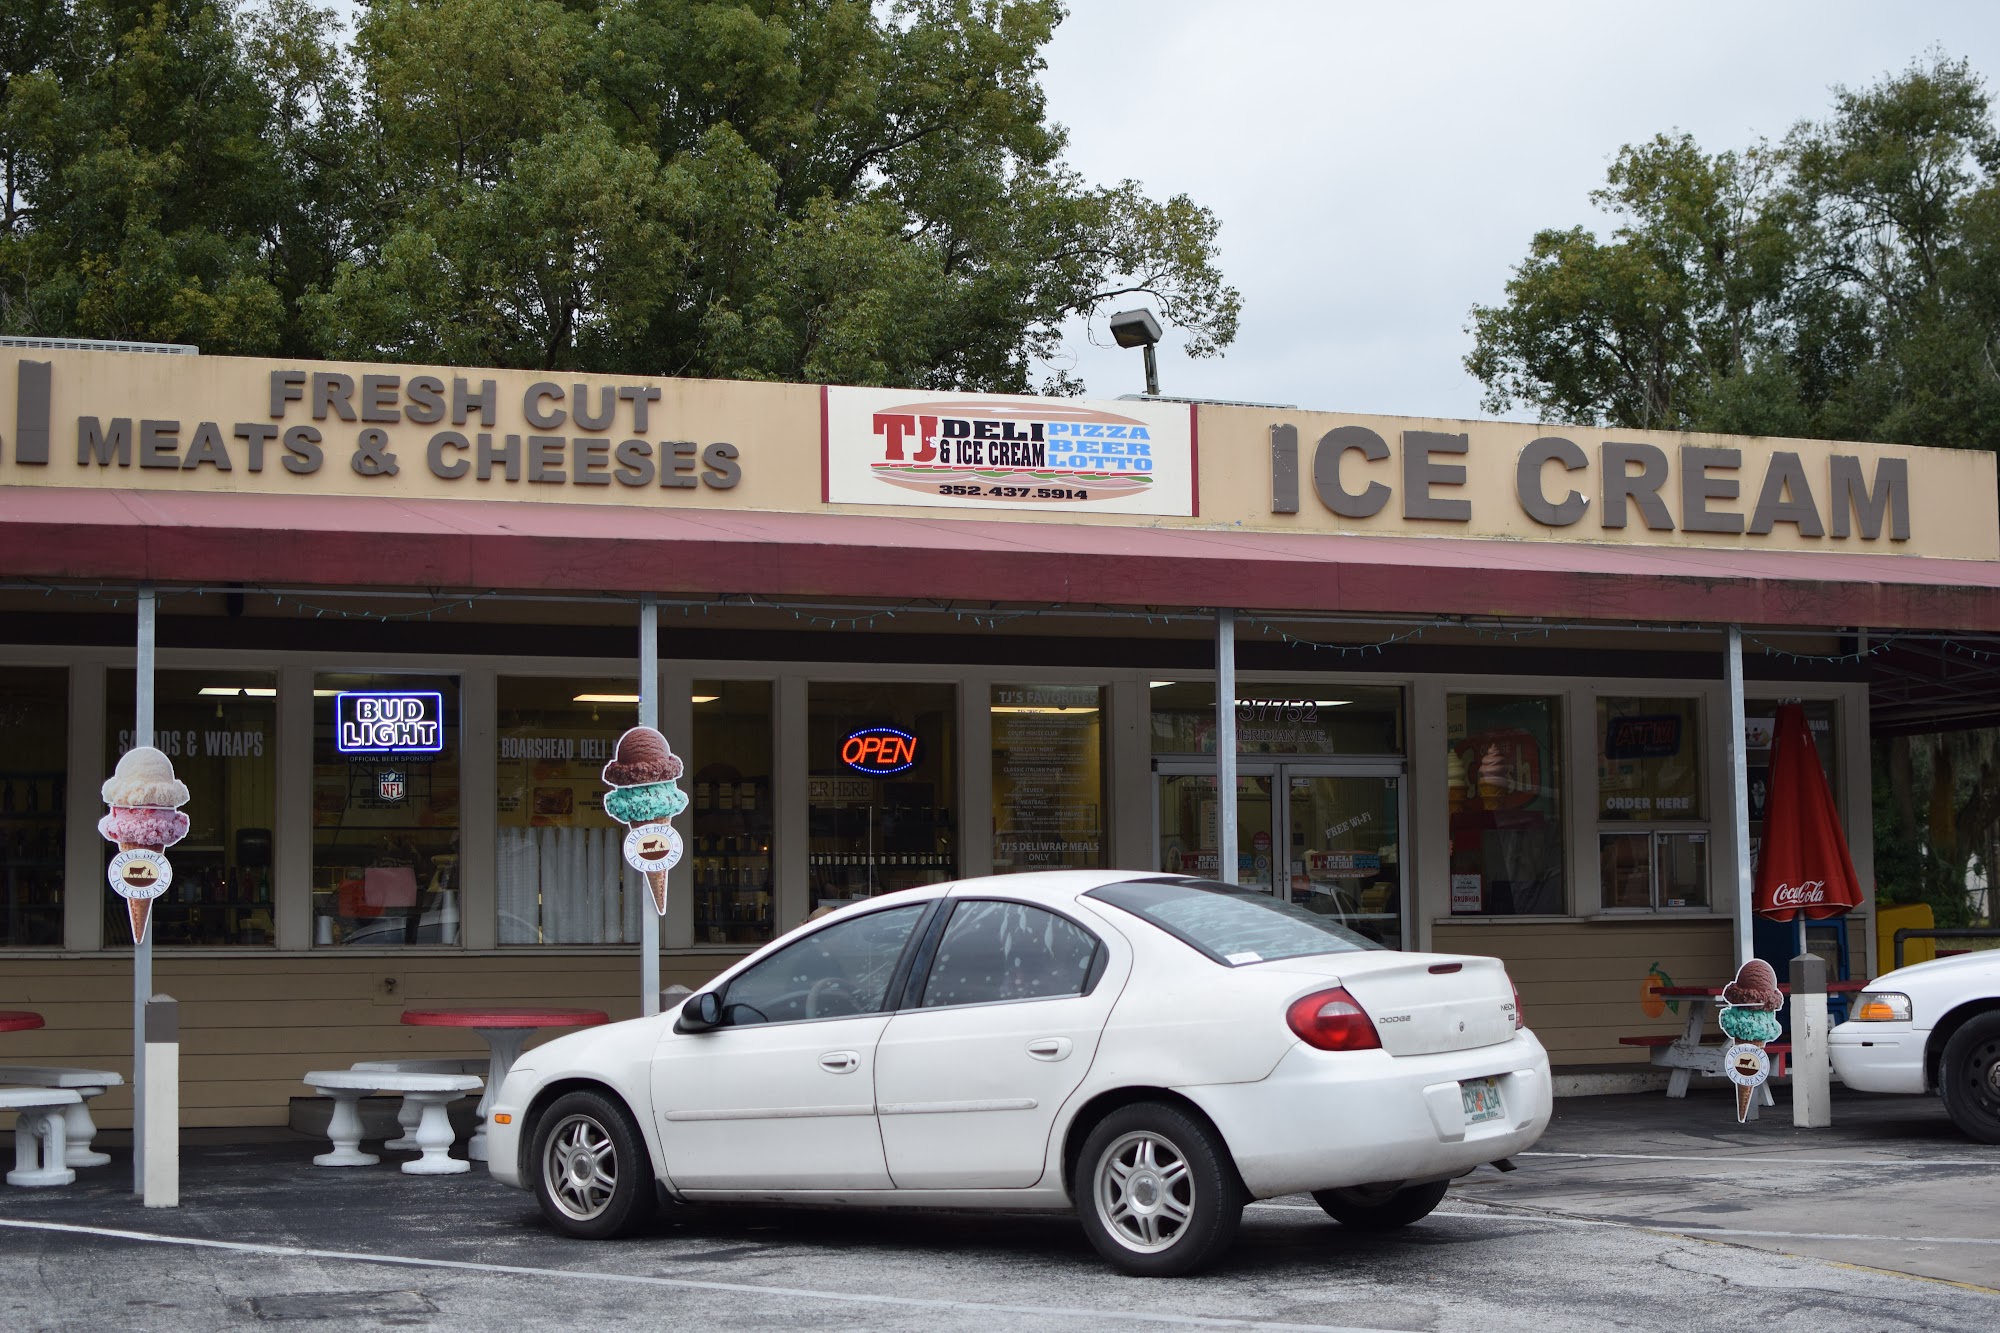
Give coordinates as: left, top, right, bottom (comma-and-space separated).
1771, 880, 1827, 906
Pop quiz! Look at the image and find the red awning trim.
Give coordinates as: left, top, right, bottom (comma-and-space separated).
6, 486, 2000, 632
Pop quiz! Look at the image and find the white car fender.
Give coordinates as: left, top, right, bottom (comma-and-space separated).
495, 1015, 672, 1181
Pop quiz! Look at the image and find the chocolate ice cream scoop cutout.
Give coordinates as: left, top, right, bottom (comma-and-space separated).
603, 726, 684, 786
1721, 958, 1784, 1011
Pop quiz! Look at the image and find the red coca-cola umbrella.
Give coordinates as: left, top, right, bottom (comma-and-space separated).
1753, 702, 1864, 935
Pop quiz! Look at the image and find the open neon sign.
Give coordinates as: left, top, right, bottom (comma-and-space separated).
842, 726, 918, 775
336, 691, 444, 755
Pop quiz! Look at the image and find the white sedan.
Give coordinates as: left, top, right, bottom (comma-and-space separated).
1830, 949, 2000, 1143
488, 871, 1552, 1275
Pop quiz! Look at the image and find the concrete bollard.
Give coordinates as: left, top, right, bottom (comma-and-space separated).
143, 994, 179, 1207
1790, 955, 1831, 1128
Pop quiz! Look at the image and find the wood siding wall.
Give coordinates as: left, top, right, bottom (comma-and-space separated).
0, 953, 747, 1128
1432, 920, 1735, 1066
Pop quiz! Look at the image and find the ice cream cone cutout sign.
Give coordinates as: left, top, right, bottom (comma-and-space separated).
603, 726, 687, 915
1718, 959, 1785, 1123
98, 746, 191, 944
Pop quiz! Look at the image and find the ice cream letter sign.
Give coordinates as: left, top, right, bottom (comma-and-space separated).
603, 726, 688, 915
1718, 959, 1786, 1122
99, 746, 191, 944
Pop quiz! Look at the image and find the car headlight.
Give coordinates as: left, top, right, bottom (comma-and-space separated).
1851, 992, 1912, 1022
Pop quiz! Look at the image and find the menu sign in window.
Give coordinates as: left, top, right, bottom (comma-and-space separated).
991, 685, 1106, 872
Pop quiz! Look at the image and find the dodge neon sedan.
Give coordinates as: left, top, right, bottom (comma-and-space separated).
488, 871, 1552, 1275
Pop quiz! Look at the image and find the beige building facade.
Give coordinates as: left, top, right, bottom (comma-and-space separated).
2, 345, 1996, 1126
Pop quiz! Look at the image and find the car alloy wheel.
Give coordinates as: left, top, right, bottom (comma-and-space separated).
1311, 1178, 1451, 1229
1094, 1130, 1195, 1254
529, 1088, 658, 1239
543, 1112, 618, 1222
1075, 1101, 1244, 1276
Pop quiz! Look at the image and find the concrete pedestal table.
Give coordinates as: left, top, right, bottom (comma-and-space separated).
399, 1007, 609, 1162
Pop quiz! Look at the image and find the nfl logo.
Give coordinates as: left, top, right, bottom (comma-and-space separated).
377, 770, 406, 801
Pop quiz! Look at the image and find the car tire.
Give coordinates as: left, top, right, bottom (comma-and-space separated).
1939, 1012, 2000, 1145
1076, 1102, 1244, 1277
1311, 1179, 1450, 1230
531, 1089, 659, 1239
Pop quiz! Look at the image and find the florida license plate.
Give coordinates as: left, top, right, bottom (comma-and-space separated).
1461, 1078, 1504, 1123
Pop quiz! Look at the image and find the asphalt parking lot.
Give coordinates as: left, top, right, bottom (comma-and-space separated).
1, 1087, 1995, 1332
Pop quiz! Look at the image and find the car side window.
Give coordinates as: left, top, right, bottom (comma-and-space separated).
918, 900, 1099, 1009
721, 904, 927, 1027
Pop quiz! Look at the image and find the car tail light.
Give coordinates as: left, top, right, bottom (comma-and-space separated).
1511, 980, 1524, 1030
1286, 987, 1381, 1051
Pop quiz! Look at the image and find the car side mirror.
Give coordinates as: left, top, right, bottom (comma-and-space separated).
675, 990, 723, 1034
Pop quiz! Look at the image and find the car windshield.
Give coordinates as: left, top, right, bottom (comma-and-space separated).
1086, 878, 1384, 966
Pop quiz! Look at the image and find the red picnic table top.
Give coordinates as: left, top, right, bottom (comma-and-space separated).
401, 1006, 609, 1029
0, 1010, 46, 1033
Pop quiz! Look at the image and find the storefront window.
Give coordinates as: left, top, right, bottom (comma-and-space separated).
1, 668, 67, 947
1149, 683, 1402, 755
808, 682, 956, 906
1447, 694, 1565, 916
691, 681, 775, 946
312, 674, 460, 947
991, 684, 1106, 872
495, 677, 642, 945
1597, 697, 1708, 911
104, 669, 276, 947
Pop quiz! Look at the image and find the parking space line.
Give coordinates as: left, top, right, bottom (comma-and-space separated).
1247, 1201, 2000, 1247
0, 1217, 1396, 1333
1518, 1150, 2000, 1168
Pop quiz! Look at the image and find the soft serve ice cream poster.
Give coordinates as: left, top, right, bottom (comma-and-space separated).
602, 726, 687, 914
100, 746, 191, 943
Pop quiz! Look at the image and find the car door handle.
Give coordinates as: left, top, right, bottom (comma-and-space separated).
1027, 1038, 1072, 1061
819, 1050, 861, 1074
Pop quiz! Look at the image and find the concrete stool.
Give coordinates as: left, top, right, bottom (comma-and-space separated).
351, 1059, 485, 1151
0, 1066, 124, 1167
2, 1087, 82, 1187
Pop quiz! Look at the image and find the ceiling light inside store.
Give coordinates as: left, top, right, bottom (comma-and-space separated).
573, 693, 639, 704
1149, 682, 1174, 689
199, 687, 276, 697
990, 706, 1100, 714
691, 695, 720, 704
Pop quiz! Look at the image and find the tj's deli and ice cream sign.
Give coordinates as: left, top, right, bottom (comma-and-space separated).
823, 387, 1197, 516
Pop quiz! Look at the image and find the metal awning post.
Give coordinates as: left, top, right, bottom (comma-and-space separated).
638, 593, 661, 1016
1216, 610, 1238, 885
1726, 625, 1753, 968
132, 583, 156, 1193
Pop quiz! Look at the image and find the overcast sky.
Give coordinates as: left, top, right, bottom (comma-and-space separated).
1038, 1, 2000, 417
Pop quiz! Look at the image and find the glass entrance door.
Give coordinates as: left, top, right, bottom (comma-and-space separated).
1155, 771, 1276, 892
1285, 771, 1403, 948
1156, 763, 1405, 947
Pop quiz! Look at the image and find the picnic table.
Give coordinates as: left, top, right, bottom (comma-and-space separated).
1622, 981, 1868, 1102
401, 1007, 608, 1162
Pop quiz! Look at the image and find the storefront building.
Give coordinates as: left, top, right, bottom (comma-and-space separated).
3, 344, 1998, 1126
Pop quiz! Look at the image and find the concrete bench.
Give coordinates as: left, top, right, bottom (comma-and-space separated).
0, 1066, 124, 1168
301, 1070, 483, 1175
350, 1059, 486, 1151
1, 1088, 83, 1187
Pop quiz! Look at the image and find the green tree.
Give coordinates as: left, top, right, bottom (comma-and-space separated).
316, 0, 1239, 383
0, 0, 309, 351
1466, 51, 2000, 452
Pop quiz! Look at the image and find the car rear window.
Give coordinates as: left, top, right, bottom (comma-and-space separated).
1086, 878, 1384, 966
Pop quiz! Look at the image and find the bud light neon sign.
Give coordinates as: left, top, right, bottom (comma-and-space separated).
336, 692, 444, 755
842, 726, 918, 775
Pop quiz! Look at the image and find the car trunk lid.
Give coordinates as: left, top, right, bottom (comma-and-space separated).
1265, 952, 1517, 1056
